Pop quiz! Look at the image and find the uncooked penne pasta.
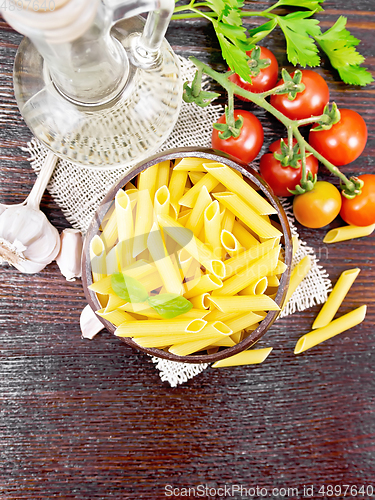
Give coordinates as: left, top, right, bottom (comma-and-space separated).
323, 223, 375, 244
204, 200, 222, 257
155, 160, 170, 190
100, 208, 117, 251
138, 163, 159, 201
188, 171, 206, 185
239, 276, 268, 295
115, 190, 134, 267
105, 246, 120, 275
284, 255, 311, 305
224, 238, 276, 279
232, 220, 260, 248
90, 235, 107, 282
115, 318, 207, 337
215, 246, 280, 296
312, 268, 360, 329
294, 305, 367, 354
184, 274, 223, 299
133, 189, 154, 258
208, 295, 280, 313
292, 235, 299, 256
221, 229, 243, 257
224, 311, 264, 333
212, 347, 273, 368
179, 173, 220, 208
221, 208, 236, 233
147, 222, 183, 295
157, 214, 226, 279
204, 163, 277, 215
185, 185, 212, 237
96, 308, 134, 327
189, 293, 210, 310
168, 321, 233, 356
173, 157, 213, 171
169, 169, 188, 218
154, 185, 170, 219
214, 192, 282, 240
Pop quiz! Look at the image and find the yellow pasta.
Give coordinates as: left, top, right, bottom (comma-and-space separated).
294, 305, 367, 354
96, 308, 134, 327
204, 200, 222, 257
155, 160, 170, 190
284, 255, 311, 305
215, 246, 280, 296
90, 235, 107, 282
312, 268, 360, 329
204, 163, 277, 215
323, 223, 375, 244
232, 221, 260, 248
154, 185, 170, 219
169, 169, 188, 218
137, 163, 159, 201
179, 173, 220, 208
133, 189, 154, 257
188, 171, 206, 185
115, 190, 134, 268
173, 157, 214, 171
224, 238, 276, 279
115, 318, 207, 337
212, 348, 273, 368
224, 311, 264, 333
100, 208, 118, 251
208, 295, 280, 313
119, 304, 208, 320
185, 185, 212, 237
221, 208, 236, 233
189, 293, 210, 310
208, 337, 236, 347
239, 276, 268, 295
221, 229, 243, 257
184, 274, 223, 299
214, 192, 282, 240
157, 214, 225, 279
105, 246, 120, 275
292, 235, 299, 256
270, 260, 288, 277
168, 321, 233, 356
104, 294, 126, 312
267, 275, 280, 287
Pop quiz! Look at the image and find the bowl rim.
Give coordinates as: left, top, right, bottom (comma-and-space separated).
82, 146, 292, 364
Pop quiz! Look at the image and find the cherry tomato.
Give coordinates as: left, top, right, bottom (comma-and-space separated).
308, 108, 368, 166
270, 69, 329, 121
211, 110, 264, 164
259, 138, 319, 197
293, 181, 342, 228
340, 174, 375, 227
228, 47, 279, 98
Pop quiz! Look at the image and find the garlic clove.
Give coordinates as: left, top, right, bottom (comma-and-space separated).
80, 304, 105, 339
56, 228, 83, 281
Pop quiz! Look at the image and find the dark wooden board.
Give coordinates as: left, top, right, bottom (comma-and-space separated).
1, 1, 375, 498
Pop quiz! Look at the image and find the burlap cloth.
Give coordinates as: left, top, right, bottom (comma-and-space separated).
23, 56, 331, 386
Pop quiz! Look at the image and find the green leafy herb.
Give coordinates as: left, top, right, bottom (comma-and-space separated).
172, 0, 372, 86
147, 294, 193, 319
314, 17, 373, 86
111, 273, 149, 303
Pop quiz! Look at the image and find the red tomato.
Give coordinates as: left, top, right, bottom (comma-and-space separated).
211, 110, 264, 164
270, 69, 329, 121
259, 139, 319, 197
293, 181, 342, 228
228, 47, 279, 98
340, 174, 375, 226
308, 108, 368, 166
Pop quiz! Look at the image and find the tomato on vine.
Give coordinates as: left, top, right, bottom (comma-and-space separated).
270, 69, 329, 121
259, 138, 319, 197
228, 46, 279, 98
340, 174, 375, 227
293, 181, 342, 228
309, 108, 368, 166
211, 109, 264, 164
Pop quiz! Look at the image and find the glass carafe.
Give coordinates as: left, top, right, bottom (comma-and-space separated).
1, 0, 182, 168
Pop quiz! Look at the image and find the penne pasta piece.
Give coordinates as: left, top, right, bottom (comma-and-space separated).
284, 255, 312, 306
133, 189, 154, 257
137, 163, 159, 201
96, 308, 134, 327
292, 235, 299, 256
173, 157, 212, 171
154, 185, 170, 219
155, 160, 170, 190
208, 337, 236, 347
90, 235, 107, 282
294, 305, 367, 354
177, 209, 192, 226
204, 163, 277, 215
212, 347, 273, 368
184, 274, 223, 299
208, 295, 280, 313
104, 293, 126, 312
224, 311, 264, 333
168, 321, 233, 356
224, 238, 277, 279
221, 229, 243, 257
232, 220, 260, 248
179, 173, 220, 208
119, 304, 208, 320
230, 331, 243, 344
169, 170, 188, 218
267, 275, 280, 287
270, 260, 288, 277
204, 310, 238, 323
323, 223, 375, 244
204, 200, 222, 257
157, 214, 225, 279
221, 208, 236, 233
189, 292, 211, 310
100, 207, 117, 251
188, 171, 206, 185
312, 268, 360, 329
105, 246, 120, 275
115, 190, 134, 268
147, 222, 184, 295
239, 276, 268, 295
215, 246, 280, 296
115, 318, 207, 337
185, 185, 212, 237
213, 192, 282, 239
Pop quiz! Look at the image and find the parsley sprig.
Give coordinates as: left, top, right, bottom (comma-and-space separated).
172, 0, 373, 86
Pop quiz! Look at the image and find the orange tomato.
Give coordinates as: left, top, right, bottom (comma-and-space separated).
293, 181, 342, 228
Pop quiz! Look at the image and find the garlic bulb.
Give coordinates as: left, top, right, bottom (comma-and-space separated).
0, 152, 60, 274
56, 228, 83, 281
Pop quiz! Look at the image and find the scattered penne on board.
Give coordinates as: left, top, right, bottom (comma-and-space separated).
323, 223, 375, 244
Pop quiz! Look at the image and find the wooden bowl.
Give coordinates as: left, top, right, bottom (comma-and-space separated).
82, 147, 292, 364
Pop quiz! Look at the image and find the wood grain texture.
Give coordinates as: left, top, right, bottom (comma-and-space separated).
1, 1, 375, 498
